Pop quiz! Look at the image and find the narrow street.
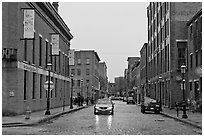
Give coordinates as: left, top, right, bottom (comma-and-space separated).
2, 100, 201, 135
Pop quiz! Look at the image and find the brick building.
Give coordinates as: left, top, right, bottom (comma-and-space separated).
146, 2, 201, 108
99, 62, 108, 98
69, 50, 101, 101
2, 2, 73, 115
187, 9, 202, 112
140, 43, 148, 104
130, 57, 141, 104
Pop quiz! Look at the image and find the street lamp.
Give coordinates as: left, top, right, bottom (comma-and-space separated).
70, 74, 74, 109
45, 62, 52, 115
159, 76, 162, 110
181, 64, 188, 119
86, 82, 89, 106
81, 79, 83, 97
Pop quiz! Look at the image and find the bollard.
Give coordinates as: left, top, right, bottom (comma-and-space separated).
25, 106, 31, 119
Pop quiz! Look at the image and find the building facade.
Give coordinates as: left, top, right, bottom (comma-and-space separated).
187, 9, 202, 112
146, 2, 202, 108
130, 57, 141, 104
2, 2, 73, 115
99, 62, 108, 98
140, 43, 148, 104
69, 50, 101, 101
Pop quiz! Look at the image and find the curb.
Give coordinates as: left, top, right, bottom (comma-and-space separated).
160, 112, 202, 129
2, 106, 87, 128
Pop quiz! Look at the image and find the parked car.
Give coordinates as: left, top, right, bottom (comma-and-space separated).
127, 96, 135, 104
94, 99, 114, 115
141, 97, 162, 114
123, 97, 127, 102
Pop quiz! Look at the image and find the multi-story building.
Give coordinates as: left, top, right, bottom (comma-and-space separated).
2, 2, 73, 115
146, 2, 201, 108
140, 43, 148, 103
114, 76, 125, 97
187, 9, 202, 112
99, 62, 108, 98
69, 50, 101, 101
123, 69, 128, 97
108, 82, 116, 96
130, 57, 141, 104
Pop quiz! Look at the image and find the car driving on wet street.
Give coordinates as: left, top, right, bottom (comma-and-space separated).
94, 98, 114, 115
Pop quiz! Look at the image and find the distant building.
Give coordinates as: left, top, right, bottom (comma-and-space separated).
108, 82, 116, 96
114, 76, 125, 96
187, 9, 202, 112
146, 2, 202, 108
99, 62, 108, 98
130, 57, 141, 104
140, 43, 148, 103
69, 50, 101, 101
2, 2, 73, 115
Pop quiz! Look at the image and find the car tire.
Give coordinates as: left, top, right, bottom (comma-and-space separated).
111, 109, 114, 115
94, 109, 97, 115
141, 108, 145, 113
155, 110, 160, 114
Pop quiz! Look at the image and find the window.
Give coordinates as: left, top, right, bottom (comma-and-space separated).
195, 51, 198, 67
39, 36, 42, 66
54, 56, 57, 71
71, 68, 75, 75
177, 41, 187, 68
77, 58, 81, 64
86, 69, 90, 75
32, 72, 36, 99
86, 58, 90, 65
55, 78, 57, 97
45, 40, 49, 68
190, 54, 193, 69
190, 25, 193, 40
24, 39, 27, 61
86, 80, 89, 85
77, 80, 81, 87
24, 70, 27, 100
59, 51, 61, 73
32, 32, 35, 64
189, 81, 192, 91
40, 74, 42, 99
77, 69, 81, 76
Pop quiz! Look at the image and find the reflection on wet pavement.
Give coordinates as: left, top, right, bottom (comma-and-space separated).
95, 115, 113, 130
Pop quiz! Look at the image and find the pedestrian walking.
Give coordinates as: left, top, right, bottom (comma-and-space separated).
175, 102, 179, 117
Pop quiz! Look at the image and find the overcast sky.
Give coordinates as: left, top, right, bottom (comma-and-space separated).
58, 2, 148, 83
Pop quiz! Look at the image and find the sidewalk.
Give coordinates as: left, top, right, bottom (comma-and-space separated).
161, 107, 202, 129
2, 105, 87, 127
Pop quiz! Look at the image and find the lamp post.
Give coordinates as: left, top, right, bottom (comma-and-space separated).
86, 82, 89, 106
159, 76, 162, 110
70, 74, 74, 109
81, 79, 83, 97
45, 62, 52, 115
181, 64, 188, 119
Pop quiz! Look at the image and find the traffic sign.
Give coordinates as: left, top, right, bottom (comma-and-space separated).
44, 81, 54, 90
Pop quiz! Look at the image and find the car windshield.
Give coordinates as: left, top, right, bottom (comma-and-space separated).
97, 100, 112, 104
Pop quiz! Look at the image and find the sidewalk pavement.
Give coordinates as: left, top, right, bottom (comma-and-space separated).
2, 104, 88, 127
161, 107, 202, 129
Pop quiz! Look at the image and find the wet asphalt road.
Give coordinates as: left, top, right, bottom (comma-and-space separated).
2, 100, 201, 135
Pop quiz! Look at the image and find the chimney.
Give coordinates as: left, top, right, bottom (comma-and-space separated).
52, 2, 59, 12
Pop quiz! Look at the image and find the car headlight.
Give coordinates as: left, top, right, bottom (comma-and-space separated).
95, 106, 100, 109
155, 105, 160, 107
107, 107, 113, 110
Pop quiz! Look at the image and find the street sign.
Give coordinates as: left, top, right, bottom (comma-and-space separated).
44, 81, 54, 90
